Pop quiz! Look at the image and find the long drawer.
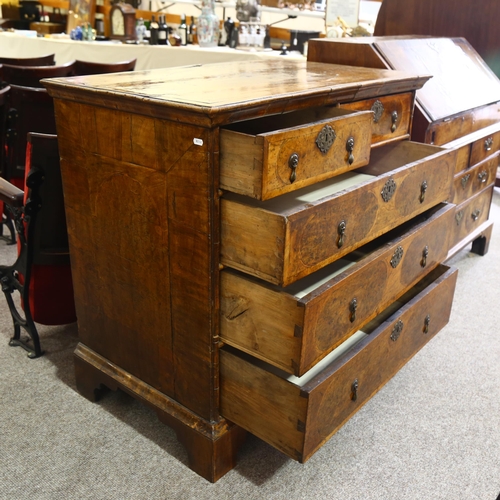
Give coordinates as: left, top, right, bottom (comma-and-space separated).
221, 203, 455, 376
220, 106, 373, 200
221, 140, 457, 286
220, 265, 458, 463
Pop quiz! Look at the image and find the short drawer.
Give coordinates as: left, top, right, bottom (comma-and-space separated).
469, 129, 500, 166
452, 143, 471, 176
221, 140, 457, 286
221, 203, 455, 376
220, 107, 373, 200
451, 154, 498, 204
450, 186, 493, 247
220, 265, 458, 463
339, 92, 413, 145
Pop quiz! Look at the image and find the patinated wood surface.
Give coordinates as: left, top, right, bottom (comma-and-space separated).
450, 187, 493, 249
221, 203, 454, 375
221, 141, 456, 286
452, 156, 498, 205
220, 107, 372, 200
374, 0, 500, 77
220, 266, 458, 462
45, 60, 430, 127
54, 99, 218, 418
339, 92, 414, 145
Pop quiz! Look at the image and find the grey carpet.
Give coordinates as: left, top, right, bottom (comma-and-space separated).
1, 190, 500, 500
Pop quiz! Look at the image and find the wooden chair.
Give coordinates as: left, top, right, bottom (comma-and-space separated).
0, 133, 76, 358
73, 58, 137, 76
0, 61, 75, 88
4, 84, 57, 188
0, 54, 55, 67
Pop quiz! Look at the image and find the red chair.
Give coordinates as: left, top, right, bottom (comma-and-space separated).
0, 132, 76, 358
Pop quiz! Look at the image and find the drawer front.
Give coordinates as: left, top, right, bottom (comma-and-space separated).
450, 186, 493, 247
220, 266, 458, 462
220, 108, 373, 200
451, 155, 498, 204
340, 93, 413, 145
452, 143, 471, 175
469, 129, 500, 166
221, 142, 456, 286
221, 203, 455, 376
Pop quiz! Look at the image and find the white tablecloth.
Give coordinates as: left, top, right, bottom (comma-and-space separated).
0, 31, 303, 70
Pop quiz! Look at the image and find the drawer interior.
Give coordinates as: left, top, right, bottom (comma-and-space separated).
357, 140, 445, 175
222, 106, 362, 136
221, 264, 457, 462
223, 140, 447, 216
249, 265, 451, 388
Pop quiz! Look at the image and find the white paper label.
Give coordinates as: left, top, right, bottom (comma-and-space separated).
193, 138, 203, 146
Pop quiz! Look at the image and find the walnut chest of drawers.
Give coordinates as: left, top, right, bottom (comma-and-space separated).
45, 60, 459, 482
308, 36, 500, 257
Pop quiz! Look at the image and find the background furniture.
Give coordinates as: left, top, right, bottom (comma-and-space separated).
3, 84, 58, 187
45, 60, 460, 481
374, 0, 500, 77
308, 36, 500, 257
0, 31, 304, 71
0, 132, 76, 358
0, 54, 55, 66
0, 61, 75, 89
73, 58, 136, 76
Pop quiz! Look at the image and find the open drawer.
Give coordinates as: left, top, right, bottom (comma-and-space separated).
220, 106, 373, 200
221, 140, 457, 286
220, 265, 458, 463
221, 203, 455, 376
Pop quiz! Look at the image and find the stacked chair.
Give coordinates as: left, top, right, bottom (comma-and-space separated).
0, 54, 137, 357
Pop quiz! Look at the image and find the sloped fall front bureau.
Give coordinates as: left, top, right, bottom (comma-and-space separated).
45, 60, 460, 482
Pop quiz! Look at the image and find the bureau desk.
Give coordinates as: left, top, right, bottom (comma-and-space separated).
45, 60, 459, 481
308, 37, 500, 257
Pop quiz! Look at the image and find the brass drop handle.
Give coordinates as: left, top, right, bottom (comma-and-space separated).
419, 180, 428, 203
484, 137, 493, 151
351, 379, 359, 401
337, 220, 346, 248
391, 110, 398, 132
461, 174, 470, 189
478, 170, 488, 183
471, 209, 481, 221
288, 153, 299, 184
421, 245, 429, 268
349, 297, 358, 323
423, 314, 431, 334
346, 136, 355, 165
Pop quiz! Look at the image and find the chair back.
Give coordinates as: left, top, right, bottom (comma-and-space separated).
5, 84, 56, 185
0, 54, 55, 66
0, 61, 75, 88
0, 85, 10, 178
73, 58, 137, 76
25, 133, 70, 265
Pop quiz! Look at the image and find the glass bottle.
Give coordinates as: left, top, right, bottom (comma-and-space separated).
179, 13, 188, 46
196, 0, 219, 48
158, 15, 169, 45
149, 15, 159, 45
188, 15, 197, 44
